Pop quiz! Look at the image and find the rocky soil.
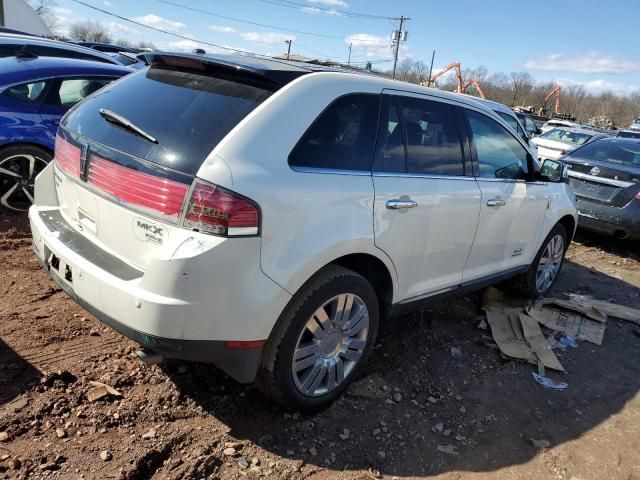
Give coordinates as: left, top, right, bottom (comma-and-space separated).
1, 213, 639, 479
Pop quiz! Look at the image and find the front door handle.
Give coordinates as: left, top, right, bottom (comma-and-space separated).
487, 198, 505, 207
386, 199, 418, 210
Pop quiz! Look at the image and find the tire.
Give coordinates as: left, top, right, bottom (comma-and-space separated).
257, 265, 379, 412
0, 144, 52, 214
513, 224, 568, 298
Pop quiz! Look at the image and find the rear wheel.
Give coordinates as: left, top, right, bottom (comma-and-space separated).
0, 145, 52, 213
513, 224, 567, 298
257, 265, 379, 411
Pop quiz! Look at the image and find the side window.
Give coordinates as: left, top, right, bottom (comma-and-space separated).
289, 94, 380, 171
466, 109, 529, 180
373, 96, 465, 176
524, 117, 538, 135
373, 97, 405, 173
396, 96, 464, 176
49, 78, 114, 107
2, 81, 47, 103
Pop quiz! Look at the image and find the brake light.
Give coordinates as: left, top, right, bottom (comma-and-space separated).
54, 134, 81, 178
181, 179, 259, 236
87, 155, 189, 217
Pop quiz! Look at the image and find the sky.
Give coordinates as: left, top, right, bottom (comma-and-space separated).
42, 0, 640, 96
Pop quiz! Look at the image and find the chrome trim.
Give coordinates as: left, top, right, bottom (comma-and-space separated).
568, 170, 633, 188
475, 177, 526, 183
487, 199, 505, 207
386, 199, 417, 209
372, 171, 476, 181
290, 166, 371, 176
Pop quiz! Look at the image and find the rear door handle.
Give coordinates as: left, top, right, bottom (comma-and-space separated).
487, 198, 505, 207
386, 199, 418, 210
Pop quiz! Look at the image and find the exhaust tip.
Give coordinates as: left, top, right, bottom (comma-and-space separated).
136, 349, 165, 366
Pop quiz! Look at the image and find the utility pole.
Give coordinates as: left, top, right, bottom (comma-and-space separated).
284, 39, 292, 60
347, 43, 352, 65
427, 49, 436, 87
0, 0, 5, 27
391, 15, 410, 79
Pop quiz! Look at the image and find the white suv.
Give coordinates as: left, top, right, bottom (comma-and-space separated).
29, 53, 577, 410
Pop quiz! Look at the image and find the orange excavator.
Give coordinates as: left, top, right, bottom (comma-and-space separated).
544, 86, 561, 114
426, 61, 463, 93
461, 78, 486, 99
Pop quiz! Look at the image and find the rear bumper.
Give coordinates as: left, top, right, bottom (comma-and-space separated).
29, 206, 291, 383
576, 197, 640, 239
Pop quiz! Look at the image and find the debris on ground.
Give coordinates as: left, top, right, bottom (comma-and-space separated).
532, 372, 569, 390
86, 381, 122, 402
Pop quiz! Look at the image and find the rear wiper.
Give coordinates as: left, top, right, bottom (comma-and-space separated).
98, 108, 158, 144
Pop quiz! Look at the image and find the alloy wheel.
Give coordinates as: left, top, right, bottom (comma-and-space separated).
292, 293, 369, 397
0, 153, 49, 212
536, 234, 564, 293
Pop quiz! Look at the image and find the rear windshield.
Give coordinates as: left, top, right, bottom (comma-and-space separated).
541, 128, 592, 145
572, 140, 640, 167
62, 66, 274, 175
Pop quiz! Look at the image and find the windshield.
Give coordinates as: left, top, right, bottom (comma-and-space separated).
541, 128, 592, 145
109, 53, 137, 66
572, 140, 640, 167
617, 130, 640, 139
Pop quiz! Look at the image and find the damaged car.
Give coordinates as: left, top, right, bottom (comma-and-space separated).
30, 52, 577, 410
564, 137, 640, 240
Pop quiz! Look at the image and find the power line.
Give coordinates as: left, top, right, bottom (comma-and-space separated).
157, 0, 345, 39
255, 0, 393, 20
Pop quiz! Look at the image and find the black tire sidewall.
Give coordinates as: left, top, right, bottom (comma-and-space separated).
0, 145, 52, 214
272, 272, 379, 411
532, 224, 568, 296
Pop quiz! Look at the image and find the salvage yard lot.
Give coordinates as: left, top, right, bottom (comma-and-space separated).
1, 213, 639, 480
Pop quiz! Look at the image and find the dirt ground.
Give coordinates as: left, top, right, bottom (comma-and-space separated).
1, 213, 639, 480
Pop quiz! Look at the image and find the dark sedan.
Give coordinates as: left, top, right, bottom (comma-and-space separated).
564, 137, 640, 240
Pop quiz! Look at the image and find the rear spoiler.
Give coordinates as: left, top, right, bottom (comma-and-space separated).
147, 52, 308, 89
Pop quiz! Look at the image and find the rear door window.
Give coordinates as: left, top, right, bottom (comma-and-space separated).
62, 66, 275, 175
52, 78, 114, 106
289, 94, 380, 171
2, 81, 48, 103
373, 95, 465, 176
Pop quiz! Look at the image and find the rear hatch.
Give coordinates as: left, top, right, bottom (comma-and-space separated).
53, 54, 279, 268
565, 141, 640, 206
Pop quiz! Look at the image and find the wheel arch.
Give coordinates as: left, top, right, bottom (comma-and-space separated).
0, 141, 54, 157
557, 214, 577, 243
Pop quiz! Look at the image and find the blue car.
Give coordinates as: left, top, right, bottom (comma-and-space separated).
0, 55, 132, 212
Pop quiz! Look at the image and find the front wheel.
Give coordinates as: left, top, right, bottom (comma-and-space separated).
513, 224, 568, 298
257, 266, 379, 411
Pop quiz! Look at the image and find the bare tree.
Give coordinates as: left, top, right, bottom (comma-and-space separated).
69, 21, 113, 43
509, 72, 534, 107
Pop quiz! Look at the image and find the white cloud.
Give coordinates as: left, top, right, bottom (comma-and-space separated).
103, 0, 111, 5
302, 6, 343, 15
164, 39, 204, 51
104, 21, 140, 36
345, 33, 410, 60
48, 6, 75, 35
524, 52, 640, 75
307, 0, 348, 7
132, 14, 186, 33
240, 31, 293, 45
557, 78, 640, 96
209, 24, 236, 33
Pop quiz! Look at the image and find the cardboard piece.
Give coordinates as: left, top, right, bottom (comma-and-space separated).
567, 294, 640, 325
534, 297, 607, 323
519, 314, 565, 372
527, 304, 606, 346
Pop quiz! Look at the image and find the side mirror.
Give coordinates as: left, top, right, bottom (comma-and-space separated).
539, 159, 568, 183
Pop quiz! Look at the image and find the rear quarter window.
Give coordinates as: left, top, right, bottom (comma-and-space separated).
289, 94, 380, 172
62, 67, 274, 175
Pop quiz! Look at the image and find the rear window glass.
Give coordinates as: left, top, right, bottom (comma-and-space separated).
572, 140, 640, 167
62, 67, 274, 175
541, 128, 592, 145
2, 81, 46, 103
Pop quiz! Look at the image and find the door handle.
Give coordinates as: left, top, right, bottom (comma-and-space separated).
487, 198, 505, 207
386, 199, 418, 210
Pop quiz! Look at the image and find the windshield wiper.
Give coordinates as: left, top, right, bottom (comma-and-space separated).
98, 108, 158, 144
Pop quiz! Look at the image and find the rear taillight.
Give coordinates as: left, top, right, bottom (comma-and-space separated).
54, 134, 81, 178
181, 179, 259, 237
87, 155, 189, 217
635, 192, 640, 200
